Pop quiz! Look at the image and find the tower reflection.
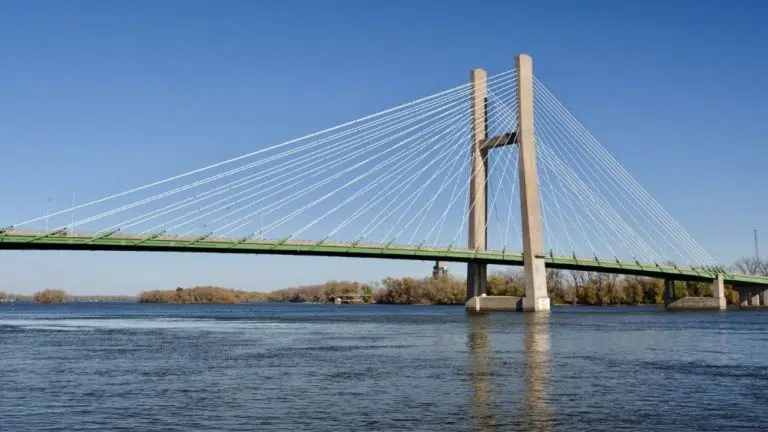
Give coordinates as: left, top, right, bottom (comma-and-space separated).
466, 313, 553, 431
520, 313, 553, 431
466, 312, 498, 431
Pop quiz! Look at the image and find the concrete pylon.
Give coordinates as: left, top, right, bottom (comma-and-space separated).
466, 68, 488, 300
663, 279, 675, 307
711, 273, 726, 310
517, 54, 550, 312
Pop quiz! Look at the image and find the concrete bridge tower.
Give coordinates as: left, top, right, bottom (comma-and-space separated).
466, 54, 550, 312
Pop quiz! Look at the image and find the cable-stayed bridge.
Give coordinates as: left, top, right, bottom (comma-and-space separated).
3, 54, 766, 311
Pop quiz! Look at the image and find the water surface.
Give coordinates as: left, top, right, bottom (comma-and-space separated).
1, 303, 766, 431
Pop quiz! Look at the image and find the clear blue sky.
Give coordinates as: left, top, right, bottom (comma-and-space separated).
1, 0, 767, 295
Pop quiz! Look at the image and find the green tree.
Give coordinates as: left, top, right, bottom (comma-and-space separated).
361, 284, 374, 303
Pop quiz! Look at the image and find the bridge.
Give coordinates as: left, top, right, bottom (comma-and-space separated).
3, 54, 767, 311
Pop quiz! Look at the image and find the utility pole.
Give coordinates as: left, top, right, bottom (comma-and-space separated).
754, 229, 760, 260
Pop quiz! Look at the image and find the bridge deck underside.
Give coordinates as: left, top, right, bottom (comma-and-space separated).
1, 233, 766, 287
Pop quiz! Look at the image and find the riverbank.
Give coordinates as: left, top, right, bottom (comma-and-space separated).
3, 264, 756, 306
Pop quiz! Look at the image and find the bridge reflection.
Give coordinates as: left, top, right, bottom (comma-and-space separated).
466, 313, 553, 431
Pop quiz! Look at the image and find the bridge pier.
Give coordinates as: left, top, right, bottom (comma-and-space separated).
466, 262, 487, 300
663, 279, 675, 307
739, 289, 750, 308
711, 273, 727, 310
665, 274, 726, 310
735, 286, 764, 309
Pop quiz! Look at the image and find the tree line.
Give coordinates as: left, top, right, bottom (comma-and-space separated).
266, 280, 374, 303
1, 290, 137, 303
138, 286, 266, 304
304, 256, 768, 306
3, 256, 765, 306
733, 256, 768, 277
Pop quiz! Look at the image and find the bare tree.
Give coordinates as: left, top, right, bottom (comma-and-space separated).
733, 257, 768, 276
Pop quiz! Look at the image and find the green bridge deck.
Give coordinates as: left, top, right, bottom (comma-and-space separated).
2, 232, 766, 287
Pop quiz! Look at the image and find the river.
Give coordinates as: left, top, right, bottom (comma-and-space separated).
1, 303, 766, 431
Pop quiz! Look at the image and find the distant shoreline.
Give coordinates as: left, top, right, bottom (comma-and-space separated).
0, 299, 666, 307
4, 264, 755, 306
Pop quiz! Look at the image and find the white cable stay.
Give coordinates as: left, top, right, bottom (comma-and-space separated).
105, 80, 484, 234
534, 76, 717, 265
60, 76, 517, 234
290, 116, 470, 241
406, 120, 477, 246
107, 100, 460, 234
209, 110, 462, 238
534, 103, 649, 261
539, 142, 658, 263
14, 69, 517, 229
346, 83, 518, 242
146, 90, 481, 236
260, 79, 520, 245
492, 84, 632, 260
242, 100, 478, 238
386, 87, 521, 247
425, 92, 522, 249
481, 91, 520, 251
448, 95, 520, 248
534, 77, 716, 266
61, 81, 485, 233
321, 110, 470, 241
208, 79, 521, 239
533, 82, 681, 263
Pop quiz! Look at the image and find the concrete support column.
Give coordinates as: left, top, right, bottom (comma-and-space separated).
710, 274, 726, 310
739, 289, 750, 309
516, 54, 549, 312
466, 68, 488, 301
663, 279, 675, 307
467, 262, 487, 300
762, 289, 768, 307
750, 291, 762, 307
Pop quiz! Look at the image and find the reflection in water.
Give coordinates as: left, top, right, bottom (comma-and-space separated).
466, 313, 498, 431
521, 313, 553, 431
466, 313, 553, 431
